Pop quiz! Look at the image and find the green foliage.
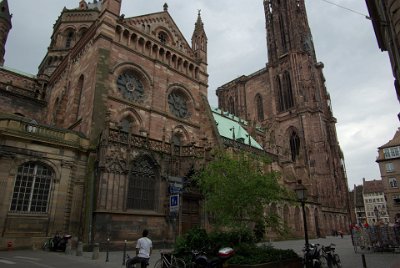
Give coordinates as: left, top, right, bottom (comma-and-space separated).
194, 150, 286, 231
227, 244, 299, 265
173, 228, 298, 265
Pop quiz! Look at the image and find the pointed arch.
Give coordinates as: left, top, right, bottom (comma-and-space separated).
126, 155, 160, 210
72, 75, 84, 121
289, 130, 300, 162
255, 93, 264, 121
277, 72, 294, 112
228, 96, 235, 115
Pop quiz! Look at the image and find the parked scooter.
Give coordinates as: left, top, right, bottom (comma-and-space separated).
43, 233, 72, 252
191, 247, 235, 268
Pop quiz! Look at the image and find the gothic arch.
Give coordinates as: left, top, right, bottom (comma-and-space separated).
255, 93, 264, 121
286, 127, 301, 162
111, 62, 153, 87
276, 71, 294, 112
117, 107, 143, 133
294, 206, 301, 232
126, 154, 160, 211
171, 125, 190, 145
228, 96, 235, 115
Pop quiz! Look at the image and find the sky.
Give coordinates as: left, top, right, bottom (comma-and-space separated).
4, 0, 399, 189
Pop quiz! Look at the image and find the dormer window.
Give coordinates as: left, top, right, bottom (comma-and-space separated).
158, 31, 167, 44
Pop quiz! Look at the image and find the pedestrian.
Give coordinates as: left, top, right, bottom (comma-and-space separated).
126, 229, 153, 268
338, 230, 343, 238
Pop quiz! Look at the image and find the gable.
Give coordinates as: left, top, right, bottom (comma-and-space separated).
123, 11, 193, 58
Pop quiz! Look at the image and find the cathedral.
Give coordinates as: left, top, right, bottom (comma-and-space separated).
0, 0, 349, 249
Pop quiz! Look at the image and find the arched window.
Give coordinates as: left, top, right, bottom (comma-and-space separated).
390, 178, 398, 188
65, 31, 74, 48
290, 131, 300, 162
127, 156, 158, 210
277, 72, 294, 112
279, 14, 287, 53
283, 71, 294, 109
10, 162, 54, 213
120, 116, 134, 133
73, 75, 84, 121
228, 96, 235, 115
255, 94, 264, 121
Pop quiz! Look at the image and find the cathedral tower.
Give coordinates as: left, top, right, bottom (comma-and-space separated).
0, 0, 12, 66
216, 0, 349, 237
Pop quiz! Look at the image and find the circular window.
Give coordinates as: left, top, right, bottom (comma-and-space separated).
168, 91, 189, 118
116, 71, 145, 101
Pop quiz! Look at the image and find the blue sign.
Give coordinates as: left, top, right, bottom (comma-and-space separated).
170, 194, 179, 212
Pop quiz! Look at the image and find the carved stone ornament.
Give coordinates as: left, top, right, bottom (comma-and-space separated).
168, 91, 189, 118
116, 71, 145, 102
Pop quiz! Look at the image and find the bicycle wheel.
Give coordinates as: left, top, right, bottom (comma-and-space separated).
171, 257, 186, 268
154, 259, 163, 268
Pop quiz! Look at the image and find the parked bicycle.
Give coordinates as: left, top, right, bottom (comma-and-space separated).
303, 243, 322, 268
153, 251, 186, 268
321, 243, 342, 268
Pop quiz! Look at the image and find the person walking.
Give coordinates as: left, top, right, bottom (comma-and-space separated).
126, 229, 153, 268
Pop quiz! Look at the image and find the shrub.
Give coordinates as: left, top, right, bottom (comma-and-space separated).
173, 228, 299, 265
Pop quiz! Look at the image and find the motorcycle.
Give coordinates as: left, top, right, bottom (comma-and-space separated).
43, 233, 72, 252
191, 247, 235, 268
303, 243, 322, 268
321, 243, 342, 268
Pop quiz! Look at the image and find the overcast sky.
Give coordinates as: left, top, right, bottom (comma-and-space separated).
4, 0, 399, 189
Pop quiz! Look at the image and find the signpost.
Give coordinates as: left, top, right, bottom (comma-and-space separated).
170, 194, 179, 212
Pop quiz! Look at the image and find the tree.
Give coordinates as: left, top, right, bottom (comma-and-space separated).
194, 149, 287, 232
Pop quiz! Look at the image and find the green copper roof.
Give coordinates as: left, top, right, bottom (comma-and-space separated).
211, 107, 263, 150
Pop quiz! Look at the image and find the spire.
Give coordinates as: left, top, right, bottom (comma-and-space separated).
0, 0, 12, 66
191, 10, 207, 65
0, 0, 12, 23
163, 3, 168, 12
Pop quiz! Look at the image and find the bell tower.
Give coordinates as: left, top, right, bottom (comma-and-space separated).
0, 0, 12, 66
264, 0, 316, 64
263, 0, 348, 214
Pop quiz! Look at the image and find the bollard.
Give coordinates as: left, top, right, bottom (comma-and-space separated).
65, 239, 72, 255
76, 241, 83, 256
105, 238, 110, 262
122, 240, 127, 265
92, 243, 99, 260
361, 253, 367, 268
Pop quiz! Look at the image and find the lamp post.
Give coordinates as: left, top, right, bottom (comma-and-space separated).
295, 181, 309, 248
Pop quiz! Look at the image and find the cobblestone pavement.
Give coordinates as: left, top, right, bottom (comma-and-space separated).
270, 235, 400, 268
1, 235, 400, 267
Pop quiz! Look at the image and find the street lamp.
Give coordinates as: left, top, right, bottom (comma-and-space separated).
295, 180, 309, 248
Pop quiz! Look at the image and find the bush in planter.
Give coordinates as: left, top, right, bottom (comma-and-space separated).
173, 228, 299, 266
227, 243, 299, 265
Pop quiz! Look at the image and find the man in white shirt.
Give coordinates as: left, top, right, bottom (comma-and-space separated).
126, 229, 153, 268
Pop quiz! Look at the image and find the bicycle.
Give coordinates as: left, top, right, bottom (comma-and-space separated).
321, 243, 342, 268
154, 251, 186, 268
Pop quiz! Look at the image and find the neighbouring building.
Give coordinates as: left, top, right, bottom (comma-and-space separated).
376, 128, 400, 223
0, 0, 350, 249
365, 0, 400, 110
363, 178, 389, 225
